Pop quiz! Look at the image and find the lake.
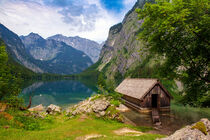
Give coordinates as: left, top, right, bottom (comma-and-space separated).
20, 80, 97, 108
20, 80, 210, 135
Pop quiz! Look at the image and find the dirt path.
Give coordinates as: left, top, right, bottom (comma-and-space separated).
113, 127, 144, 136
75, 134, 106, 140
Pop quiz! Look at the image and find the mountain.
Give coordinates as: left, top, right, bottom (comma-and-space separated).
20, 33, 93, 74
0, 24, 43, 73
0, 38, 37, 80
95, 0, 158, 86
0, 24, 93, 75
48, 34, 101, 63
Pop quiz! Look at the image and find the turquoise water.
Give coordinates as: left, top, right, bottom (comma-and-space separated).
19, 80, 97, 108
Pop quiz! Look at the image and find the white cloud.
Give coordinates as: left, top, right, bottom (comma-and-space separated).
123, 0, 137, 14
124, 0, 137, 6
0, 0, 137, 43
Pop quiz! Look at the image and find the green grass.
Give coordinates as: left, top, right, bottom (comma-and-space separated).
171, 103, 210, 119
0, 111, 164, 140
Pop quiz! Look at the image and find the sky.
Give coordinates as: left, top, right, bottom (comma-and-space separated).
0, 0, 137, 43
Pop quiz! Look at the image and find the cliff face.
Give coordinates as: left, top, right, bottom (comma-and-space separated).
97, 0, 151, 85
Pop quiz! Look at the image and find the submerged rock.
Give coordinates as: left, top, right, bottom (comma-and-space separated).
159, 118, 210, 140
28, 104, 44, 112
46, 104, 61, 114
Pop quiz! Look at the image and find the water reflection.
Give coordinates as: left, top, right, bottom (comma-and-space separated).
20, 80, 96, 107
122, 104, 210, 135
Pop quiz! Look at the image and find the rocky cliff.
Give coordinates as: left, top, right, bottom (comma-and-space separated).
97, 0, 156, 85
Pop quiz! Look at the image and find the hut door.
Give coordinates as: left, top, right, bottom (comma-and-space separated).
152, 94, 158, 108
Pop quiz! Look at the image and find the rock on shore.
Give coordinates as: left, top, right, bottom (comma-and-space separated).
28, 104, 44, 112
46, 104, 61, 114
66, 95, 123, 121
27, 95, 128, 121
28, 104, 61, 114
159, 118, 210, 140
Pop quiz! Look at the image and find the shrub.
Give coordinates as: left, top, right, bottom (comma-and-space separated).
14, 115, 41, 130
90, 94, 103, 101
106, 91, 122, 101
105, 106, 123, 122
110, 99, 121, 107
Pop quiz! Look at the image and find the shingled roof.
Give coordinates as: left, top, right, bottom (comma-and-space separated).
115, 78, 172, 99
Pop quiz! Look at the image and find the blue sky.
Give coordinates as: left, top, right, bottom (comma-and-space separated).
0, 0, 137, 42
100, 0, 125, 12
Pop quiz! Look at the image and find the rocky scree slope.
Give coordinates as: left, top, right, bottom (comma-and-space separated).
48, 34, 102, 63
96, 0, 158, 85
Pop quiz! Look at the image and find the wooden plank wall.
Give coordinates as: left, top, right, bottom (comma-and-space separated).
122, 84, 170, 109
122, 95, 141, 106
140, 84, 170, 108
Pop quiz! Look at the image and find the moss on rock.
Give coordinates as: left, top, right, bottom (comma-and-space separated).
191, 121, 207, 135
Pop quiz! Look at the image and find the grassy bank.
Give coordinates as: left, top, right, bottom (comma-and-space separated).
0, 109, 164, 140
171, 103, 210, 120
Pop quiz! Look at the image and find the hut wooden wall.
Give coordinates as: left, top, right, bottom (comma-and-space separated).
159, 86, 170, 107
140, 84, 170, 108
140, 85, 157, 108
121, 83, 170, 110
122, 95, 141, 106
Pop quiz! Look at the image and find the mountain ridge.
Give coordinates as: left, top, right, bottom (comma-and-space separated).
21, 33, 93, 74
48, 34, 101, 62
0, 24, 44, 73
0, 24, 94, 75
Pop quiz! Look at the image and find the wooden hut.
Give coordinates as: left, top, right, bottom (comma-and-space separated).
115, 78, 173, 112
